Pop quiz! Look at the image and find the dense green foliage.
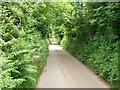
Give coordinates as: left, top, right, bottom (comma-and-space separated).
0, 2, 119, 89
0, 2, 49, 88
60, 2, 119, 88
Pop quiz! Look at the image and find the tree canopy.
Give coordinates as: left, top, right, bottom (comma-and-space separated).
0, 2, 119, 89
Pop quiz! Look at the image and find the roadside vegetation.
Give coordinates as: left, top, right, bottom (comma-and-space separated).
0, 2, 119, 89
60, 3, 119, 88
0, 2, 49, 88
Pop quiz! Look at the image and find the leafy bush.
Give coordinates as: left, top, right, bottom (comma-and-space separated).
1, 2, 119, 89
60, 2, 119, 88
1, 2, 49, 89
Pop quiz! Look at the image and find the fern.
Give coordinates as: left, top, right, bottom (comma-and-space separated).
0, 57, 25, 89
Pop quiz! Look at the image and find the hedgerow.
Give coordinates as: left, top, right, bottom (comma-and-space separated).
60, 2, 119, 88
0, 2, 48, 89
1, 2, 119, 89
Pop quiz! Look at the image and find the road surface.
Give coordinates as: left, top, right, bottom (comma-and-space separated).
36, 43, 110, 88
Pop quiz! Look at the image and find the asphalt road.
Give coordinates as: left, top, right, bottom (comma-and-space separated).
36, 43, 110, 88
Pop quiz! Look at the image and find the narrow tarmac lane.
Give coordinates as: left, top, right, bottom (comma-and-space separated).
36, 43, 110, 88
